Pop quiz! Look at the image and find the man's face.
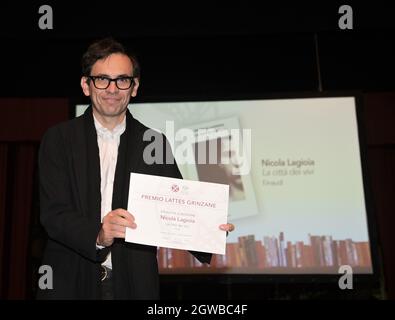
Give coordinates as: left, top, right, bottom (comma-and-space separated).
81, 53, 139, 118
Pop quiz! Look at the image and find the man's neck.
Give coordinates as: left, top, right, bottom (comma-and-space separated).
93, 110, 126, 131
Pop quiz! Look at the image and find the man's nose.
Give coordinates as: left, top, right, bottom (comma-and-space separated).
106, 80, 119, 93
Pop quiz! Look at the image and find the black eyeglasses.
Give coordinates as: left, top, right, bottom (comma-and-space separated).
87, 76, 135, 90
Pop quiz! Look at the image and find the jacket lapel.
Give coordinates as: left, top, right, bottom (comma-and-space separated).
71, 114, 89, 218
84, 108, 102, 223
112, 110, 140, 210
71, 106, 101, 223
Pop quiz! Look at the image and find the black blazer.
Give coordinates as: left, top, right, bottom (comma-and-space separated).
37, 107, 211, 299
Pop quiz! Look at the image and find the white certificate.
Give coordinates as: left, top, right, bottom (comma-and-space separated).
125, 173, 229, 254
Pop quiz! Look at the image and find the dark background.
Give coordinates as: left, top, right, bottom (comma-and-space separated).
0, 1, 394, 299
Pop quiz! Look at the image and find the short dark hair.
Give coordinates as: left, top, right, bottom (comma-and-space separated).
81, 37, 140, 78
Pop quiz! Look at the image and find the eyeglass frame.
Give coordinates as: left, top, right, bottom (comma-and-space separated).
87, 75, 136, 90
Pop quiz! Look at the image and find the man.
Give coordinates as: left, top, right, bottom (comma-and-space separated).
38, 38, 234, 299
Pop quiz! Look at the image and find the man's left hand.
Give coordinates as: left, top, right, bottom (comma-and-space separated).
219, 223, 235, 234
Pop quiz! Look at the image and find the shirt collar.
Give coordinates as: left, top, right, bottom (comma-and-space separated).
93, 114, 126, 139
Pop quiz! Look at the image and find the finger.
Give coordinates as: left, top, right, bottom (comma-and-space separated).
112, 231, 126, 238
108, 224, 126, 233
110, 222, 137, 232
108, 215, 135, 228
113, 209, 135, 222
219, 224, 235, 232
109, 221, 137, 232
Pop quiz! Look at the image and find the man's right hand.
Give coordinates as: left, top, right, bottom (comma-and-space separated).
96, 208, 137, 247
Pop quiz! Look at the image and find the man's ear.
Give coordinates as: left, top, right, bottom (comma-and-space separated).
81, 77, 90, 97
131, 78, 140, 97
